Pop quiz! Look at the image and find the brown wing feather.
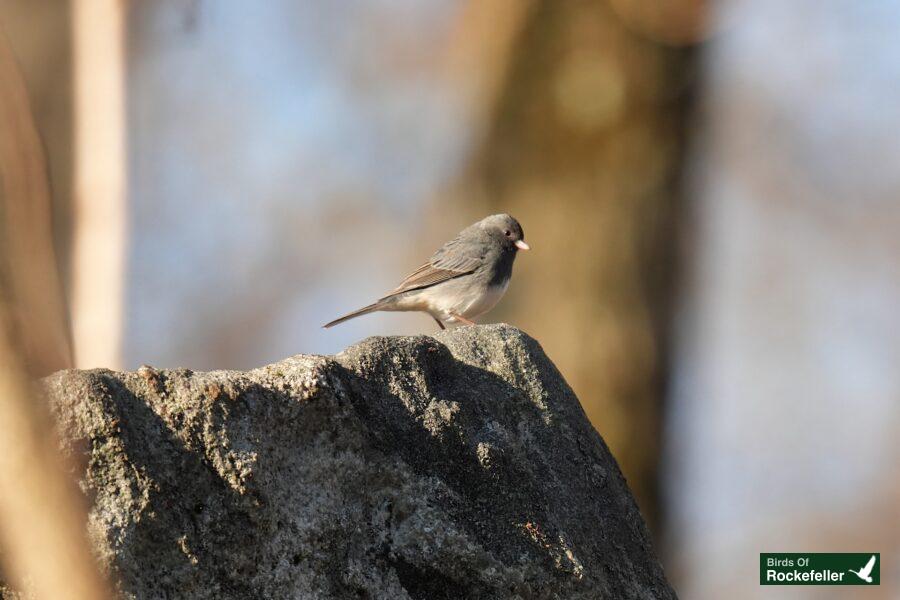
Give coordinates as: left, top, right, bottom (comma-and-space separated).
385, 236, 484, 298
390, 263, 471, 294
382, 236, 485, 298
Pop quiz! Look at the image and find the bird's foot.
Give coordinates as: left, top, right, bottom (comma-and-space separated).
432, 315, 446, 330
449, 313, 477, 326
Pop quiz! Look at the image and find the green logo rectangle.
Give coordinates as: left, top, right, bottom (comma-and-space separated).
760, 553, 880, 585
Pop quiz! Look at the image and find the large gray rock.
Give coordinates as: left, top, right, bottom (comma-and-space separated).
31, 325, 673, 599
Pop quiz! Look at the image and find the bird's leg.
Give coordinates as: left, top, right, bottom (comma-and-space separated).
432, 315, 446, 330
449, 313, 476, 326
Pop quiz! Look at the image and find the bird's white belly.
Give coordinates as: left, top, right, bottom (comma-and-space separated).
459, 279, 509, 319
398, 278, 508, 323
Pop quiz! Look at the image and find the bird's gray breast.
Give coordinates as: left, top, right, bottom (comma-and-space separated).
485, 248, 516, 287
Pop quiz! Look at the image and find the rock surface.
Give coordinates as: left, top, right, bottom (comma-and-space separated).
13, 325, 674, 599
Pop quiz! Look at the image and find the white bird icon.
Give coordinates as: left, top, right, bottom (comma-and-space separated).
848, 555, 876, 583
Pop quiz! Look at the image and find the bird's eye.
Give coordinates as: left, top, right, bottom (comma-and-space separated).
504, 230, 512, 237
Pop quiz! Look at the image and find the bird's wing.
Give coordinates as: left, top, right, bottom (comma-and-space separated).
862, 555, 876, 576
385, 235, 484, 296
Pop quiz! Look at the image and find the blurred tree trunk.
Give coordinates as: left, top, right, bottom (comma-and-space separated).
70, 0, 127, 369
0, 1, 74, 293
0, 25, 111, 600
1, 0, 127, 372
454, 0, 699, 531
0, 15, 72, 376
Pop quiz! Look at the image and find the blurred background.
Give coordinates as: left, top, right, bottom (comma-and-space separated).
1, 0, 898, 598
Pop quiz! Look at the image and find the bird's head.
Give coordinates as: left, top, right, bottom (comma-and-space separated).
479, 213, 529, 252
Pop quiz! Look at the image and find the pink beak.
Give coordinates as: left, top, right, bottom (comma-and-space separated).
515, 240, 530, 251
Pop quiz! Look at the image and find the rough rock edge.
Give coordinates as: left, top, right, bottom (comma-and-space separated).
2, 324, 675, 600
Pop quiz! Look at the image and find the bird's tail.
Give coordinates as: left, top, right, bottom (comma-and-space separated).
323, 302, 383, 328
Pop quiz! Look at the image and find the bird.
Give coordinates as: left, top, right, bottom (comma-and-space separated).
848, 555, 876, 583
324, 213, 529, 330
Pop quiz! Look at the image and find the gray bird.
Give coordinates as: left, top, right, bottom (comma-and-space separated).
324, 214, 529, 329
